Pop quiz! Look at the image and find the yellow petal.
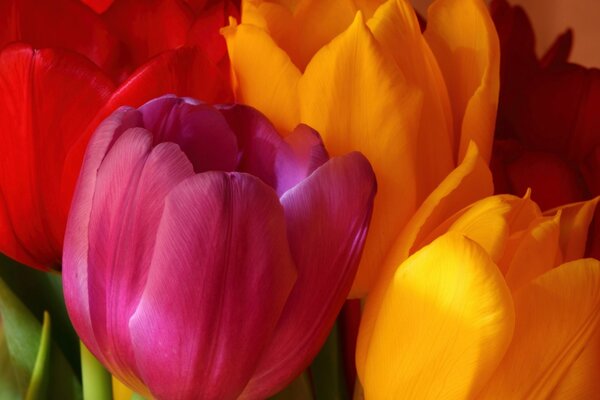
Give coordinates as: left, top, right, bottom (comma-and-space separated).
549, 327, 600, 399
299, 11, 423, 297
223, 19, 301, 134
545, 197, 599, 263
363, 233, 514, 399
503, 213, 561, 292
480, 258, 600, 399
424, 0, 499, 162
356, 142, 492, 377
368, 0, 455, 201
112, 376, 134, 400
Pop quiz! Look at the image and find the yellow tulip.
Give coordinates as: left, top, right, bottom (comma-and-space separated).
357, 145, 600, 398
223, 0, 499, 297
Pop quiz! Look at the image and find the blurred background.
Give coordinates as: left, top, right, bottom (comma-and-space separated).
412, 0, 600, 67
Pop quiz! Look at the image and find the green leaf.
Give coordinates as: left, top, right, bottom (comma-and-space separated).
0, 316, 21, 399
0, 254, 80, 374
269, 372, 314, 400
309, 323, 349, 400
26, 312, 51, 400
81, 342, 112, 400
0, 276, 82, 399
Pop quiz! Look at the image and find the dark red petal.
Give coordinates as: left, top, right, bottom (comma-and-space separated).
81, 0, 114, 14
0, 0, 120, 75
103, 0, 194, 68
0, 43, 114, 269
540, 29, 573, 68
241, 153, 376, 398
506, 151, 588, 210
581, 146, 600, 197
129, 172, 296, 399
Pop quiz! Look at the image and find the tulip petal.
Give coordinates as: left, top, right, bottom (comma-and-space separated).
424, 0, 500, 162
138, 96, 239, 172
129, 172, 296, 400
223, 19, 301, 135
299, 11, 423, 297
480, 259, 600, 399
368, 0, 455, 201
546, 198, 599, 263
363, 233, 514, 399
103, 0, 195, 69
63, 108, 142, 368
0, 0, 120, 75
243, 0, 357, 71
0, 44, 114, 269
81, 0, 114, 14
356, 142, 492, 378
84, 127, 196, 390
241, 152, 376, 399
504, 213, 560, 292
217, 105, 328, 195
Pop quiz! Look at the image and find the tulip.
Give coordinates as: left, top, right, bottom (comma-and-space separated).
224, 0, 499, 297
356, 143, 600, 398
62, 95, 376, 399
0, 2, 234, 270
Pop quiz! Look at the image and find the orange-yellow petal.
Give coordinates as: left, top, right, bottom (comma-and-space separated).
243, 0, 357, 71
424, 0, 499, 162
545, 197, 599, 262
503, 213, 561, 292
298, 11, 423, 297
368, 0, 455, 201
363, 233, 514, 399
480, 258, 600, 399
112, 376, 134, 400
357, 142, 492, 378
222, 18, 301, 134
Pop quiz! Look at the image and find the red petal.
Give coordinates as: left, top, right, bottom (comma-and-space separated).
0, 0, 120, 75
0, 44, 114, 269
81, 0, 114, 14
103, 0, 194, 69
506, 151, 588, 210
540, 29, 573, 68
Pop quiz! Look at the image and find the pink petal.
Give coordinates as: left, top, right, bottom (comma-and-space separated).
241, 152, 376, 398
139, 96, 238, 172
129, 172, 296, 400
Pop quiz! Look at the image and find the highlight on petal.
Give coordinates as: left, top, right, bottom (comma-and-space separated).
241, 152, 376, 399
129, 172, 296, 400
0, 43, 114, 269
424, 0, 500, 162
356, 142, 492, 377
368, 0, 455, 201
299, 11, 423, 297
223, 19, 301, 134
480, 258, 600, 399
362, 233, 514, 399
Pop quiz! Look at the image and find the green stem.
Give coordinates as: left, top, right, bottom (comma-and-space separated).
80, 342, 112, 400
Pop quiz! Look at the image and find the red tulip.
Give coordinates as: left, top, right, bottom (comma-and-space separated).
490, 0, 600, 257
0, 0, 234, 270
63, 96, 376, 399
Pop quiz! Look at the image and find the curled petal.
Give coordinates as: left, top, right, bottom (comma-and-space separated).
242, 152, 376, 398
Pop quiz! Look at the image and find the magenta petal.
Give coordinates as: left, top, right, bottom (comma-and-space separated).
218, 105, 328, 195
241, 152, 376, 398
129, 172, 297, 400
139, 96, 238, 172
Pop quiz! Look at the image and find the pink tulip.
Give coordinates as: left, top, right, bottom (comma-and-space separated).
62, 95, 376, 399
